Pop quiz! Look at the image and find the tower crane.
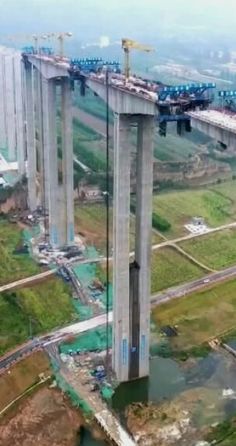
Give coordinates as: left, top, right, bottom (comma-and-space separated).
5, 33, 47, 53
121, 38, 154, 80
45, 32, 72, 58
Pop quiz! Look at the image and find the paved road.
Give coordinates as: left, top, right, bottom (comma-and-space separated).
0, 312, 113, 373
0, 269, 56, 293
151, 221, 236, 251
2, 264, 236, 372
1, 220, 236, 293
151, 264, 236, 306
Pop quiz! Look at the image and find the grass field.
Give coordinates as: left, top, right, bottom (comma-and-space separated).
0, 220, 40, 286
151, 247, 204, 293
0, 351, 50, 412
152, 278, 236, 351
75, 203, 162, 253
0, 277, 76, 355
153, 186, 234, 238
180, 228, 236, 270
73, 117, 101, 142
74, 88, 113, 122
154, 131, 200, 162
210, 180, 236, 205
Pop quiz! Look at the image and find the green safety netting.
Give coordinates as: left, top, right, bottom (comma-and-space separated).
72, 300, 93, 320
57, 372, 93, 414
85, 246, 100, 259
101, 385, 114, 401
23, 225, 41, 243
59, 325, 112, 354
23, 225, 41, 258
50, 357, 93, 414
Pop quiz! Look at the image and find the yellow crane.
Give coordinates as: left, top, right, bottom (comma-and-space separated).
121, 38, 154, 80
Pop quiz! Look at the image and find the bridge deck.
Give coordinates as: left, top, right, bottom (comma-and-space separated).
95, 409, 136, 446
188, 109, 236, 134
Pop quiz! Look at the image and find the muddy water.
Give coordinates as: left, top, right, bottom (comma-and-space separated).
81, 350, 236, 444
113, 352, 236, 419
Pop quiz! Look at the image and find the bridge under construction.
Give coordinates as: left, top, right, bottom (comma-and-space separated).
0, 39, 235, 387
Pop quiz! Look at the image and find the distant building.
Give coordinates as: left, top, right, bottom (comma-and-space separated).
78, 184, 103, 202
192, 216, 205, 226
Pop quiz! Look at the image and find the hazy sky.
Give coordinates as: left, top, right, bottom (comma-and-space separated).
0, 0, 236, 46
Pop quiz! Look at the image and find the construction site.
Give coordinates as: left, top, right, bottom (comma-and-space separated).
2, 10, 236, 444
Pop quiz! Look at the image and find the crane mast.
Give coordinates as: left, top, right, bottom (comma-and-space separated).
121, 38, 154, 80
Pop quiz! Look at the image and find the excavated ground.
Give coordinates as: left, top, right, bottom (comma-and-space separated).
0, 386, 83, 446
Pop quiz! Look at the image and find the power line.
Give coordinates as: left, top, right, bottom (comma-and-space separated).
105, 68, 110, 375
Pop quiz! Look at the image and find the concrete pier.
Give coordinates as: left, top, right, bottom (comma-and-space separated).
112, 114, 132, 382
14, 53, 25, 174
25, 64, 37, 211
4, 52, 16, 161
61, 77, 74, 244
35, 70, 45, 208
135, 116, 155, 378
42, 78, 58, 245
112, 114, 155, 382
41, 77, 74, 247
0, 51, 7, 150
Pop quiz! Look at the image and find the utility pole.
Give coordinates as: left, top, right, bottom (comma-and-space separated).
29, 316, 32, 339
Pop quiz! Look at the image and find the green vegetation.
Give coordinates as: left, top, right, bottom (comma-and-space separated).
180, 228, 236, 270
206, 418, 236, 445
73, 139, 106, 172
152, 278, 236, 352
0, 220, 40, 285
72, 113, 107, 188
211, 179, 236, 206
154, 130, 199, 162
153, 186, 233, 237
74, 203, 112, 253
152, 213, 171, 232
73, 115, 106, 173
151, 247, 204, 293
74, 88, 113, 122
73, 117, 101, 142
0, 278, 76, 355
130, 201, 171, 233
75, 203, 161, 253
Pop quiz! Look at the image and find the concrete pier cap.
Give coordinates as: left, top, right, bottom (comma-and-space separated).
26, 55, 70, 80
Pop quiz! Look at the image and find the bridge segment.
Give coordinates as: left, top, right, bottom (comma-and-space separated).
188, 109, 236, 150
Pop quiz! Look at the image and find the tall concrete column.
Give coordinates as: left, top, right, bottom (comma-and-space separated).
35, 70, 44, 205
0, 52, 7, 149
41, 78, 58, 246
135, 116, 155, 378
112, 113, 132, 383
41, 77, 74, 247
25, 64, 37, 211
14, 53, 25, 174
61, 77, 74, 244
4, 53, 16, 161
